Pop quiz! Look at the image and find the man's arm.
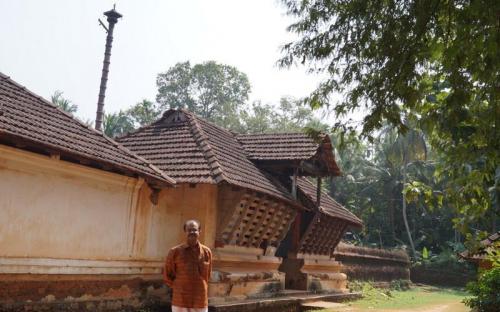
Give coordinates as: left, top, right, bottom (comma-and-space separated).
207, 248, 212, 282
163, 249, 176, 287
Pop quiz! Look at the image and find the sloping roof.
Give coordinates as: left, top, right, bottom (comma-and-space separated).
236, 132, 341, 176
296, 176, 363, 227
0, 72, 174, 186
118, 109, 294, 202
460, 231, 500, 261
236, 133, 321, 160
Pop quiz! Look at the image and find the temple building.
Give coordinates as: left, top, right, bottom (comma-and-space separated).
0, 72, 361, 310
460, 231, 499, 270
0, 72, 176, 309
117, 109, 363, 298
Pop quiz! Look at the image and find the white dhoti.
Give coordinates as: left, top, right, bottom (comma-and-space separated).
171, 306, 208, 312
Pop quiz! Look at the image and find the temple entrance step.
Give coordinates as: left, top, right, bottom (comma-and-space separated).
301, 300, 348, 311
209, 292, 361, 312
279, 289, 310, 297
297, 292, 361, 304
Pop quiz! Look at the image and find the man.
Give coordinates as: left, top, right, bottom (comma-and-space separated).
163, 220, 212, 312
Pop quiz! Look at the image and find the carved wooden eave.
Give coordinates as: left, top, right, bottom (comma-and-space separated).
215, 184, 299, 253
275, 177, 363, 258
249, 136, 341, 178
297, 213, 348, 256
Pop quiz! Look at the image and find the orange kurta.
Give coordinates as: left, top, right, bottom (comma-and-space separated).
163, 243, 212, 308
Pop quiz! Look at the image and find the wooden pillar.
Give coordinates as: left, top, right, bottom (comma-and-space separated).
289, 212, 301, 258
316, 177, 322, 207
292, 168, 298, 199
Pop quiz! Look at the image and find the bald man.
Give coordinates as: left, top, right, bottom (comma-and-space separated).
163, 220, 212, 312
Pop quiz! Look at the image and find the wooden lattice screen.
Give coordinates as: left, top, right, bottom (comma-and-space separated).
298, 213, 347, 255
219, 192, 296, 248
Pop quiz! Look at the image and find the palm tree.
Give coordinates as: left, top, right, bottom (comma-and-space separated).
51, 91, 78, 115
387, 129, 427, 258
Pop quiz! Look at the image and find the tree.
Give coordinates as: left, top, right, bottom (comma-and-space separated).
240, 101, 275, 133
240, 97, 329, 134
156, 61, 251, 131
103, 110, 134, 138
280, 0, 499, 236
273, 97, 328, 133
331, 128, 461, 254
386, 128, 428, 258
51, 91, 77, 115
127, 99, 161, 127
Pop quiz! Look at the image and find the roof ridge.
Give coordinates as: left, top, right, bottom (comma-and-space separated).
184, 111, 229, 183
179, 108, 239, 136
116, 109, 174, 141
236, 132, 310, 137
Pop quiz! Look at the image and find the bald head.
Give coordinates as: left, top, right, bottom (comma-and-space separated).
183, 219, 201, 231
184, 219, 201, 246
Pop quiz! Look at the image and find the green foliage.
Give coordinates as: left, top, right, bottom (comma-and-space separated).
390, 279, 411, 291
240, 97, 328, 134
98, 62, 325, 136
51, 90, 77, 115
419, 82, 500, 236
280, 0, 499, 136
103, 110, 134, 138
464, 267, 500, 312
127, 99, 161, 127
422, 246, 429, 260
280, 0, 500, 239
413, 243, 476, 277
486, 242, 500, 268
239, 101, 275, 133
156, 61, 251, 131
332, 127, 460, 253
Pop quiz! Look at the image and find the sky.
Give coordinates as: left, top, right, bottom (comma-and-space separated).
0, 0, 329, 123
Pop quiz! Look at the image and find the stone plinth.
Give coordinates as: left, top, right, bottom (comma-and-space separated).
279, 254, 347, 293
209, 246, 285, 302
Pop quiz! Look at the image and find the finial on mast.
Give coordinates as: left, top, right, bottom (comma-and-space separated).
94, 6, 123, 132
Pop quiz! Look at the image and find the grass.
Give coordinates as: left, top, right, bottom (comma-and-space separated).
318, 283, 470, 311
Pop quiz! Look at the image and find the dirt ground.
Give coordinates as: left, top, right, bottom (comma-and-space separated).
317, 301, 469, 312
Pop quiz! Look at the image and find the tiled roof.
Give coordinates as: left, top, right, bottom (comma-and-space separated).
482, 231, 500, 247
236, 133, 321, 160
236, 132, 341, 176
460, 231, 500, 260
0, 72, 174, 186
296, 177, 363, 226
118, 109, 294, 202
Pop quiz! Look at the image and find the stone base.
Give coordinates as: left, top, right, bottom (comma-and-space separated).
279, 254, 347, 293
209, 246, 285, 301
0, 274, 168, 311
301, 254, 347, 293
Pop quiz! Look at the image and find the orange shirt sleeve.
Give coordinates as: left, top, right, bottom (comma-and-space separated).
163, 248, 176, 287
207, 248, 212, 282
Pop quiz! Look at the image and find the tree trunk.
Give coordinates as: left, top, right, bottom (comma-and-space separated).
402, 164, 416, 259
389, 197, 396, 245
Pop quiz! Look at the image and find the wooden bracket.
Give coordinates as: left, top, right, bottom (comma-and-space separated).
50, 153, 60, 160
149, 188, 160, 205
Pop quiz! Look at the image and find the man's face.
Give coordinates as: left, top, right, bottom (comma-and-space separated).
185, 221, 200, 245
